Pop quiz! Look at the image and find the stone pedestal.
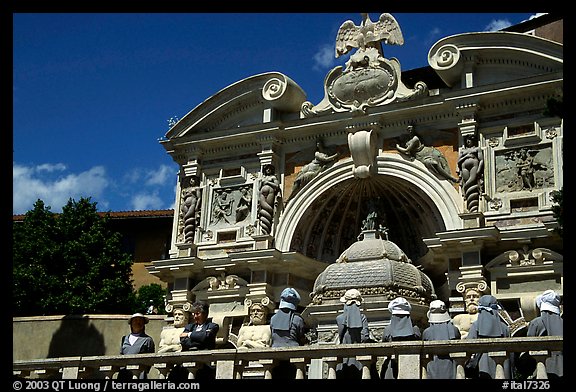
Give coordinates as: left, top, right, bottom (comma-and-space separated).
460, 212, 485, 229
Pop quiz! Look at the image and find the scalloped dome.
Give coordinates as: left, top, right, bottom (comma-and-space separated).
337, 233, 410, 263
311, 230, 435, 303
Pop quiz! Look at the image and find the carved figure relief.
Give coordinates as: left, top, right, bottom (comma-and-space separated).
396, 125, 458, 183
208, 184, 255, 229
258, 164, 281, 235
211, 189, 234, 225
287, 139, 339, 203
235, 186, 252, 223
457, 134, 484, 212
179, 175, 202, 243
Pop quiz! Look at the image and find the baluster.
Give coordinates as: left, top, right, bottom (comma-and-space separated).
259, 359, 274, 379
420, 353, 431, 379
356, 355, 374, 379
290, 358, 307, 379
234, 360, 245, 379
99, 365, 119, 379
323, 357, 338, 379
154, 363, 171, 379
490, 351, 507, 379
453, 354, 467, 379
182, 362, 197, 379
62, 366, 80, 379
530, 351, 549, 379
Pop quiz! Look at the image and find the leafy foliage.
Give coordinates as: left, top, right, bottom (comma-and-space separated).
550, 188, 563, 238
13, 198, 138, 316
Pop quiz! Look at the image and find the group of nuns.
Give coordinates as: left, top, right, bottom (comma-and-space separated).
334, 288, 562, 380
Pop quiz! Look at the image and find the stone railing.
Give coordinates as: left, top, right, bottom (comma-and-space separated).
13, 336, 562, 380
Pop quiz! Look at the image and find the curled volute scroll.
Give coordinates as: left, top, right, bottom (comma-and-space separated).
301, 13, 427, 117
262, 74, 306, 112
428, 42, 462, 88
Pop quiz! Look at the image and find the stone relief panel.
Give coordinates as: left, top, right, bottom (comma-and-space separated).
206, 184, 255, 232
494, 145, 554, 193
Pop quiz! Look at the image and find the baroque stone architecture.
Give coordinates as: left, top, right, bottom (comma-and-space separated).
148, 13, 563, 346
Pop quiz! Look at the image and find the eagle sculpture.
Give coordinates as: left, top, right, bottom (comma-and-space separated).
335, 13, 404, 58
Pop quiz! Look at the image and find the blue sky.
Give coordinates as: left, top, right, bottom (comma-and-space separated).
12, 12, 542, 215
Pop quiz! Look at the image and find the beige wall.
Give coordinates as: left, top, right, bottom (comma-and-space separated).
13, 315, 166, 361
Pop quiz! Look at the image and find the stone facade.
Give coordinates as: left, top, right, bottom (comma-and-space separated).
149, 13, 563, 345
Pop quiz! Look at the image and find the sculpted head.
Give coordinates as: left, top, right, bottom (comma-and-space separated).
464, 288, 481, 315
249, 303, 268, 326
173, 308, 189, 328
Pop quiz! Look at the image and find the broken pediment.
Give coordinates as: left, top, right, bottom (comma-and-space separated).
165, 72, 306, 138
428, 31, 563, 88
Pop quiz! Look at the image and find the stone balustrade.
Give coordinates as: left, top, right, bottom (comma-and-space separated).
13, 336, 562, 380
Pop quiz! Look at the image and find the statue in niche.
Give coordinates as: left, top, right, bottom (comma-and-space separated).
211, 189, 234, 225
258, 164, 281, 235
287, 139, 339, 203
179, 175, 202, 243
396, 125, 459, 183
237, 302, 272, 349
235, 186, 252, 223
457, 134, 484, 212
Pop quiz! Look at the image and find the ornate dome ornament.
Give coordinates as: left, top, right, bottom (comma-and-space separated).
310, 209, 435, 305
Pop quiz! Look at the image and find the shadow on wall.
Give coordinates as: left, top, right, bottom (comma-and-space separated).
47, 315, 105, 358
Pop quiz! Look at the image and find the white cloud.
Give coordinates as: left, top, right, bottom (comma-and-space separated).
483, 19, 513, 32
13, 163, 109, 214
426, 27, 443, 45
528, 13, 547, 21
36, 163, 67, 172
313, 44, 338, 70
145, 164, 176, 186
130, 192, 164, 211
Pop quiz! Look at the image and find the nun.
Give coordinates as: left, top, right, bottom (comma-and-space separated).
380, 297, 421, 379
335, 289, 374, 379
422, 300, 461, 379
269, 287, 306, 378
527, 289, 563, 378
465, 294, 511, 378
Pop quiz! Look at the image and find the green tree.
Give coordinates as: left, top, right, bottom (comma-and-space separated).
136, 283, 168, 315
13, 198, 137, 316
